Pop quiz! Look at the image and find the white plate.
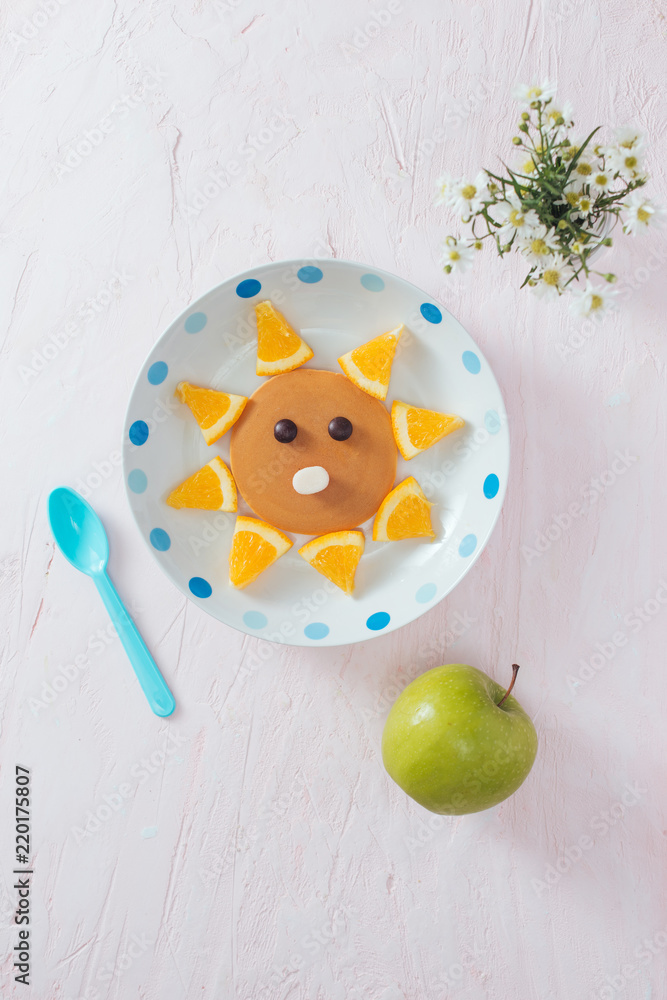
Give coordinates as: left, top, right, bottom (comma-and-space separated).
122, 259, 509, 647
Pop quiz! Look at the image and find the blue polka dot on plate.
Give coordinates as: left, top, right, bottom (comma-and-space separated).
147, 361, 168, 385
462, 351, 481, 374
360, 273, 385, 292
459, 534, 477, 557
243, 611, 268, 630
297, 266, 323, 283
483, 474, 499, 499
305, 622, 329, 640
420, 303, 442, 324
366, 611, 390, 631
150, 528, 171, 551
484, 409, 501, 434
184, 312, 207, 333
236, 278, 261, 298
416, 583, 437, 604
129, 420, 149, 446
189, 576, 212, 598
127, 469, 147, 494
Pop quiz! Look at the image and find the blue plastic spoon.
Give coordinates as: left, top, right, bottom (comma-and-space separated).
48, 487, 176, 717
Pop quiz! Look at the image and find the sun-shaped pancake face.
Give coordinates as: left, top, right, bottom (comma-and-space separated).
230, 369, 397, 535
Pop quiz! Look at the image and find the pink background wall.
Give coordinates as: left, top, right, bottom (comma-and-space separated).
1, 0, 666, 997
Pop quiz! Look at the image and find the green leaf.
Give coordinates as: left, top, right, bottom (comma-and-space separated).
538, 176, 564, 197
484, 168, 507, 183
504, 166, 536, 198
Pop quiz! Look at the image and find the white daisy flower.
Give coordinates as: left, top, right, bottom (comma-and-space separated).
555, 181, 582, 210
491, 193, 541, 240
545, 99, 575, 135
570, 192, 594, 221
517, 224, 561, 265
607, 145, 644, 181
590, 170, 612, 194
447, 172, 490, 217
435, 173, 455, 206
532, 255, 572, 298
512, 79, 557, 105
622, 192, 666, 236
613, 126, 645, 153
441, 238, 475, 274
569, 280, 617, 318
514, 151, 538, 177
570, 157, 595, 184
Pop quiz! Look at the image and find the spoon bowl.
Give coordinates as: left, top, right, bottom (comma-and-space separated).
48, 487, 110, 575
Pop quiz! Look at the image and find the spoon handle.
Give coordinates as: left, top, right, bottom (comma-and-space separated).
94, 571, 176, 717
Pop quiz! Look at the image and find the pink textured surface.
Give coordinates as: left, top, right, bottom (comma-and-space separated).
1, 1, 666, 997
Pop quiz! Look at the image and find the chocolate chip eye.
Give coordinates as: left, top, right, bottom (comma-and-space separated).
274, 419, 297, 443
328, 416, 353, 441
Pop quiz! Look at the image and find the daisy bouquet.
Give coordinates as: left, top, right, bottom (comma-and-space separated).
435, 80, 664, 317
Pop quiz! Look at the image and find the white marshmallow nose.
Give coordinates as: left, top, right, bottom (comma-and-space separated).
292, 466, 329, 495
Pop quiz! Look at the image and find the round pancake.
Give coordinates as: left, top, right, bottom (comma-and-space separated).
230, 369, 397, 535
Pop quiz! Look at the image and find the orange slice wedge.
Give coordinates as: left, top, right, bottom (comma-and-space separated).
298, 530, 365, 596
255, 301, 314, 376
338, 325, 403, 400
166, 456, 237, 511
229, 516, 293, 589
373, 476, 435, 541
176, 382, 247, 445
391, 400, 465, 460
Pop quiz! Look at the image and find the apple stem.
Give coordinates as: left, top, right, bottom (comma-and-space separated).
497, 663, 520, 708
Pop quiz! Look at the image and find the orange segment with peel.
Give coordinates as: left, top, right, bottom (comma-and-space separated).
176, 381, 247, 445
373, 476, 435, 541
229, 515, 293, 589
298, 530, 365, 596
338, 325, 403, 400
391, 400, 465, 460
166, 456, 237, 512
255, 301, 314, 376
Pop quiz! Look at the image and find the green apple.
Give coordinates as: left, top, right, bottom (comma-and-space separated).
381, 663, 538, 814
